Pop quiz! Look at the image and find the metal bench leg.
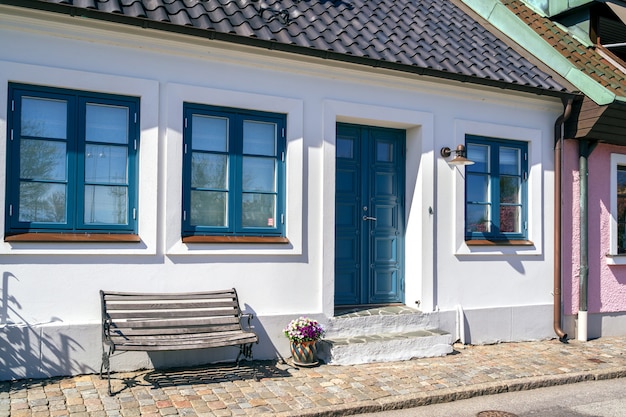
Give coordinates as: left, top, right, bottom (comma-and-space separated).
100, 346, 113, 396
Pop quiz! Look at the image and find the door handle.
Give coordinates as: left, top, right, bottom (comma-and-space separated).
363, 216, 377, 221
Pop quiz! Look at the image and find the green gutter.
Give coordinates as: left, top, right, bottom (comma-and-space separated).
461, 0, 616, 105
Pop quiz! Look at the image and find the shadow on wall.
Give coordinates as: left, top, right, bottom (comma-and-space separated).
1, 271, 90, 381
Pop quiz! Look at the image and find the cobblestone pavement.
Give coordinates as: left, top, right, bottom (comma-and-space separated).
2, 337, 626, 417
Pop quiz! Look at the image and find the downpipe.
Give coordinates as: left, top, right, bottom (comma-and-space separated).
553, 97, 572, 342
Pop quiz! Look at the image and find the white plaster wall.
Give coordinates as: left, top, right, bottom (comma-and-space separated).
0, 7, 563, 379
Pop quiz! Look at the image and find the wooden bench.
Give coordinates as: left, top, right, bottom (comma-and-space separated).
100, 288, 258, 395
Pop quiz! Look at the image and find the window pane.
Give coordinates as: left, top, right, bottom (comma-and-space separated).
467, 143, 489, 173
86, 103, 128, 144
337, 138, 353, 159
466, 204, 490, 233
21, 97, 67, 139
243, 120, 276, 156
377, 142, 394, 162
20, 139, 66, 181
84, 185, 128, 225
617, 167, 626, 253
85, 145, 128, 184
619, 223, 626, 254
500, 147, 520, 175
242, 157, 276, 192
467, 173, 489, 203
19, 182, 66, 223
500, 176, 520, 204
191, 190, 227, 227
242, 193, 276, 228
192, 115, 228, 152
192, 153, 227, 189
500, 205, 521, 233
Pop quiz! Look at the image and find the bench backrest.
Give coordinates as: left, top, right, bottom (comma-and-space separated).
101, 288, 246, 343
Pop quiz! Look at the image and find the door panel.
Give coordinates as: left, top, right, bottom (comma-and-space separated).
335, 123, 405, 306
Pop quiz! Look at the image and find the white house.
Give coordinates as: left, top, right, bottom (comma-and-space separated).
0, 0, 576, 380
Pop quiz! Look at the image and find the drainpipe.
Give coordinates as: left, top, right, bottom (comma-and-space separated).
554, 98, 572, 342
578, 139, 597, 342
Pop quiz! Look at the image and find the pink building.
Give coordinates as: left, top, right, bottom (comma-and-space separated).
462, 0, 626, 339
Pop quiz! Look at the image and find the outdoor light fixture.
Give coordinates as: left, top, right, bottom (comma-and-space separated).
440, 144, 474, 166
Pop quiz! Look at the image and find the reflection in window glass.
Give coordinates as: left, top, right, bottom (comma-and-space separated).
20, 139, 66, 181
191, 153, 228, 189
86, 103, 128, 144
19, 182, 66, 223
192, 115, 228, 152
84, 185, 127, 225
242, 157, 275, 193
21, 97, 67, 139
85, 145, 128, 184
191, 190, 227, 227
243, 121, 276, 156
242, 193, 276, 228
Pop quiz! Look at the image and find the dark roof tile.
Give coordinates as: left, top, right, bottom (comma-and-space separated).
17, 0, 570, 93
502, 0, 626, 96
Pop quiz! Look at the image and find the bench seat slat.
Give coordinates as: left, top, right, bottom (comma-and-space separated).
103, 291, 236, 301
105, 300, 238, 310
107, 309, 238, 319
109, 331, 258, 350
110, 323, 244, 336
109, 317, 242, 329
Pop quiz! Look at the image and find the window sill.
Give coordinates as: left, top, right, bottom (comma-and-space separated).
466, 239, 534, 246
605, 254, 626, 265
182, 235, 290, 244
4, 233, 141, 243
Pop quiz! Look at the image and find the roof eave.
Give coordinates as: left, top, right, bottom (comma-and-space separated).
0, 0, 573, 100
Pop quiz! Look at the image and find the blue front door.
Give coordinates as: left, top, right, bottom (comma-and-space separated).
335, 123, 405, 306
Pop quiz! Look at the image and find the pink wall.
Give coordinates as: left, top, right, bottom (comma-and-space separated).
563, 140, 626, 315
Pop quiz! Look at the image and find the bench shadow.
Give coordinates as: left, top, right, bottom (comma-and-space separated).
112, 360, 292, 394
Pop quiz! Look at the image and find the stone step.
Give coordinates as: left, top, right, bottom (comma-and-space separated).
317, 329, 453, 365
326, 306, 442, 338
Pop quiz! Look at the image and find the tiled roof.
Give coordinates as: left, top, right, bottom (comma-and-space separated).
502, 0, 626, 97
5, 0, 570, 94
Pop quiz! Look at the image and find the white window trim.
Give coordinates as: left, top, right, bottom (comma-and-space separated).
606, 153, 626, 264
0, 61, 159, 255
165, 83, 303, 255
453, 120, 543, 256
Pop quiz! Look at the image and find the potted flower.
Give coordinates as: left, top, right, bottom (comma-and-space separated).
283, 316, 325, 366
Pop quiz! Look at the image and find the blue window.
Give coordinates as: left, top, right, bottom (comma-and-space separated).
182, 104, 286, 237
465, 136, 528, 241
5, 84, 139, 236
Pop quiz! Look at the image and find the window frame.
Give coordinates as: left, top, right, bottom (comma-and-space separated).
464, 135, 528, 242
609, 153, 626, 259
181, 103, 286, 238
5, 83, 140, 238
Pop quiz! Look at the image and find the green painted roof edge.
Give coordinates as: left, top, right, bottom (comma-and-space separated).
460, 0, 617, 105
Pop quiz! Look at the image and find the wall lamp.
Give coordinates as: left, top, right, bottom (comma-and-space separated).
440, 144, 474, 166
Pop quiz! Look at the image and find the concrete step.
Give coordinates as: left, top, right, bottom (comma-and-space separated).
317, 329, 453, 365
316, 306, 454, 365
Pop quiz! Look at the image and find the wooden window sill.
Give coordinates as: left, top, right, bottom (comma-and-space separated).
182, 236, 289, 244
466, 239, 534, 246
4, 233, 141, 242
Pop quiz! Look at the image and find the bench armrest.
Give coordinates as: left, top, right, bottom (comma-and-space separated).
241, 313, 254, 329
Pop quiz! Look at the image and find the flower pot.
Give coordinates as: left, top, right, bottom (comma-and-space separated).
290, 340, 319, 367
